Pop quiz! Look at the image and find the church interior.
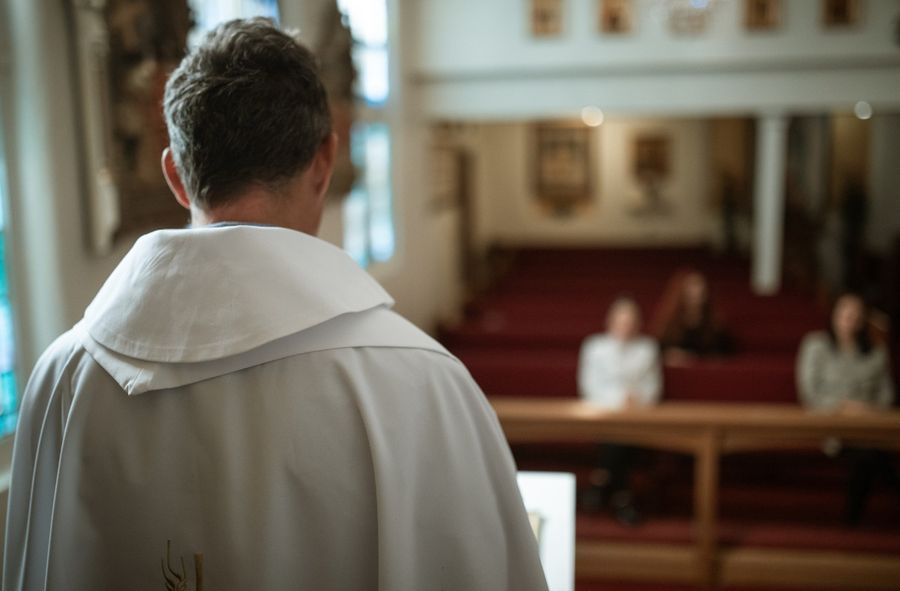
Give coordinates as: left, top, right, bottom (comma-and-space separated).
2, 0, 900, 589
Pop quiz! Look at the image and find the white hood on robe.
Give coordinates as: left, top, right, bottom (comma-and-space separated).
77, 225, 401, 395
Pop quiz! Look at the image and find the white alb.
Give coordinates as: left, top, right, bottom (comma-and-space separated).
4, 225, 547, 591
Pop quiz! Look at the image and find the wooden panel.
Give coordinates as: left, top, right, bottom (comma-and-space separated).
720, 547, 900, 589
576, 543, 900, 588
491, 399, 900, 440
576, 541, 699, 583
695, 429, 721, 586
503, 421, 701, 453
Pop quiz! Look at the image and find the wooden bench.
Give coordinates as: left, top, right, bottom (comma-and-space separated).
491, 399, 900, 589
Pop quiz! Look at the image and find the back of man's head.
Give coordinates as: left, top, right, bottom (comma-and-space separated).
163, 18, 332, 209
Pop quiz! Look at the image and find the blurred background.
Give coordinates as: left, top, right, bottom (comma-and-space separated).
1, 0, 900, 589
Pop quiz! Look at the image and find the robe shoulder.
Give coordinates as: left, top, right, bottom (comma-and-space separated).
17, 329, 87, 425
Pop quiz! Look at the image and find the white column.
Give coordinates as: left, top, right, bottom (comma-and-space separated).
867, 114, 900, 254
752, 113, 789, 295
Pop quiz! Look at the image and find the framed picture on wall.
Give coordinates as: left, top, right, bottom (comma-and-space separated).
634, 135, 671, 180
822, 0, 861, 28
70, 0, 193, 253
631, 134, 672, 216
531, 0, 564, 37
745, 0, 781, 31
599, 0, 634, 35
533, 123, 594, 217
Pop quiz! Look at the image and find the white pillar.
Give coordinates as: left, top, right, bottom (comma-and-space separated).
867, 114, 900, 254
752, 113, 789, 295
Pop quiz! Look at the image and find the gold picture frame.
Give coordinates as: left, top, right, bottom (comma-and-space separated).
634, 135, 671, 181
631, 134, 673, 216
745, 0, 781, 31
599, 0, 633, 35
531, 0, 564, 37
822, 0, 861, 28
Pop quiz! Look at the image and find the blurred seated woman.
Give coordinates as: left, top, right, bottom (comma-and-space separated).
797, 292, 896, 525
578, 297, 661, 525
653, 270, 733, 364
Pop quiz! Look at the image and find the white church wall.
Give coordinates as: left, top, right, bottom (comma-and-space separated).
472, 118, 717, 247
372, 120, 465, 330
411, 0, 900, 119
414, 0, 900, 75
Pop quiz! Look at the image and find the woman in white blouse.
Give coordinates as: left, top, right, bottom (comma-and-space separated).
578, 298, 662, 524
579, 298, 662, 409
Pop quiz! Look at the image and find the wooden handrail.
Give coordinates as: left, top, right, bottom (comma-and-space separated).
490, 399, 900, 587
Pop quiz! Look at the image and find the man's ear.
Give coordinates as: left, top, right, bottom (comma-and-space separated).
312, 132, 339, 200
161, 148, 191, 210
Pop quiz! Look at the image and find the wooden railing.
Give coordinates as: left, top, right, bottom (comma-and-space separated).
491, 399, 900, 589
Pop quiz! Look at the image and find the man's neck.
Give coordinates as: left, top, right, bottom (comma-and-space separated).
190, 189, 321, 235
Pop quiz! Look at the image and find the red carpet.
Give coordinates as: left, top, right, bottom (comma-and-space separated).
440, 246, 900, 562
444, 247, 824, 404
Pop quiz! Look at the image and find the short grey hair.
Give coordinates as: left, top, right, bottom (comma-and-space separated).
163, 18, 332, 208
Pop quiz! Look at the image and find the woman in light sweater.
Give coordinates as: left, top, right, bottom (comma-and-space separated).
578, 297, 661, 524
796, 292, 896, 524
797, 293, 894, 412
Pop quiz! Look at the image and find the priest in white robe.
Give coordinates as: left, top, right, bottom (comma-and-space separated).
3, 19, 547, 591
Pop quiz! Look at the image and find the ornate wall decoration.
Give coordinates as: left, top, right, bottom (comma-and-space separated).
665, 0, 717, 35
316, 1, 358, 199
631, 134, 673, 216
71, 0, 192, 253
533, 123, 595, 218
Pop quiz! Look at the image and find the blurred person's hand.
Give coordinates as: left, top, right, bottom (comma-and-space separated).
624, 392, 641, 409
839, 400, 875, 415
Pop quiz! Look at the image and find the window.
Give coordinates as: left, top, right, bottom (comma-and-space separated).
338, 0, 396, 267
188, 0, 280, 46
0, 116, 17, 437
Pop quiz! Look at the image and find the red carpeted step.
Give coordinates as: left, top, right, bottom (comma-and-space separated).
663, 359, 796, 404
575, 580, 839, 591
460, 350, 800, 402
718, 520, 900, 554
578, 514, 696, 545
459, 350, 578, 397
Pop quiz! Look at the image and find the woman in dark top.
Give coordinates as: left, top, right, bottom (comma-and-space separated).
653, 270, 733, 363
